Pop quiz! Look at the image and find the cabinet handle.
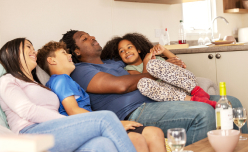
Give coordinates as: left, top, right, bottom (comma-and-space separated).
208, 54, 213, 59
216, 53, 221, 59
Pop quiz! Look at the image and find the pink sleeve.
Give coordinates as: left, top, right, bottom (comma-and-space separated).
0, 77, 65, 123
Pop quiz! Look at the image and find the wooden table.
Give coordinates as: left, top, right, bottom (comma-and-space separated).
184, 134, 248, 152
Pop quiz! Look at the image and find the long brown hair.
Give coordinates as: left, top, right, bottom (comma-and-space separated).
0, 38, 48, 89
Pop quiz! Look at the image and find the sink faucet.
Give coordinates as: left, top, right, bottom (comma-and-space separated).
211, 16, 229, 41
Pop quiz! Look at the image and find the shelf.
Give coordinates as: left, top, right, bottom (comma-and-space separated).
224, 8, 248, 14
114, 0, 203, 4
223, 0, 248, 14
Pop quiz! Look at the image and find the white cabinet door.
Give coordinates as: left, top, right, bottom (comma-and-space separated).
177, 53, 217, 84
216, 51, 248, 112
178, 51, 248, 115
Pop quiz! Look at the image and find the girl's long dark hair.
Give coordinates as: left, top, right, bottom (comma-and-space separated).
0, 38, 46, 89
101, 33, 154, 61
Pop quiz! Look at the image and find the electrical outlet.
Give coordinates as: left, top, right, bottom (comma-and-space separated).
155, 29, 163, 38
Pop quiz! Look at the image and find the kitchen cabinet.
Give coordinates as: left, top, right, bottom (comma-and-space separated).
223, 0, 248, 14
114, 0, 204, 4
177, 50, 248, 116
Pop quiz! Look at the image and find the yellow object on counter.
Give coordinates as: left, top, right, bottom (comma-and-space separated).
163, 44, 189, 50
210, 43, 244, 47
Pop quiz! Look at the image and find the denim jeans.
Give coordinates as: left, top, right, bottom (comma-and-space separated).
128, 95, 248, 146
20, 111, 136, 152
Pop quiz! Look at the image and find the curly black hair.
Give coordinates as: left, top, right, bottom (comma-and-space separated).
101, 33, 153, 61
60, 29, 80, 63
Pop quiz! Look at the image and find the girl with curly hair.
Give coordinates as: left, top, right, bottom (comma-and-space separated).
101, 33, 216, 108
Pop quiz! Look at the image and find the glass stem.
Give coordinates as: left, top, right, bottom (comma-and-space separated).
239, 127, 242, 138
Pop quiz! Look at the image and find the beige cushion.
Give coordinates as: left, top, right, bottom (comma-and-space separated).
0, 125, 14, 135
36, 66, 50, 85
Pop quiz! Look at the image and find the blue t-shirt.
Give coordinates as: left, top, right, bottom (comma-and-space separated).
46, 74, 92, 116
71, 60, 154, 120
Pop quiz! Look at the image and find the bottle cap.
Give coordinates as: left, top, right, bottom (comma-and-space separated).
219, 82, 226, 96
165, 28, 167, 31
180, 20, 183, 22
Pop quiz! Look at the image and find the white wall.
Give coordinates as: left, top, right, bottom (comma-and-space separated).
0, 0, 182, 50
0, 0, 246, 49
243, 14, 248, 27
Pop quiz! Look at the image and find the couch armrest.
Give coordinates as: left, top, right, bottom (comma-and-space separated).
196, 77, 218, 95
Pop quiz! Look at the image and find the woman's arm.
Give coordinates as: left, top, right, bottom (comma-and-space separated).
0, 78, 65, 123
62, 96, 90, 115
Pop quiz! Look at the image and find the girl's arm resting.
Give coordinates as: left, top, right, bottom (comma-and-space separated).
62, 96, 90, 115
0, 80, 65, 123
162, 48, 176, 58
86, 72, 154, 94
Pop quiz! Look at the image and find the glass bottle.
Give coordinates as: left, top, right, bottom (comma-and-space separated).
215, 82, 233, 130
178, 20, 186, 44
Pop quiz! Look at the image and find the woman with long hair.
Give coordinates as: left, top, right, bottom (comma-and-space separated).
0, 38, 136, 152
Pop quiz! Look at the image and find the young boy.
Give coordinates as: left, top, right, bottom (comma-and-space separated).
36, 41, 167, 152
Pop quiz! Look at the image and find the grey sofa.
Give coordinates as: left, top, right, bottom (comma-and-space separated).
0, 65, 218, 134
36, 66, 219, 95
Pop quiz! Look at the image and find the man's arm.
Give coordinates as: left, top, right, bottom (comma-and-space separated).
86, 72, 154, 94
62, 96, 90, 115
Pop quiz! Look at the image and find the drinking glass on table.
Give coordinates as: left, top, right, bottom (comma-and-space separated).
167, 128, 186, 152
233, 107, 247, 140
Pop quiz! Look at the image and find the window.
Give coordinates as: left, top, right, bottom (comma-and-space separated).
182, 0, 216, 33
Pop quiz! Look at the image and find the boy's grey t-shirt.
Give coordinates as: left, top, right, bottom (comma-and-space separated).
70, 60, 153, 120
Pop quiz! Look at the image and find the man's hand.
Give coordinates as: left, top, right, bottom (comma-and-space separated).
166, 57, 186, 68
121, 121, 143, 130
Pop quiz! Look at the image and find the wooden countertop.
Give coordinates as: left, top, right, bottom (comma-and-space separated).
169, 44, 248, 55
184, 134, 248, 152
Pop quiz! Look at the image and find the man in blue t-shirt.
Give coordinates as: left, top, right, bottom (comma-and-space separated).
60, 30, 247, 145
37, 41, 168, 152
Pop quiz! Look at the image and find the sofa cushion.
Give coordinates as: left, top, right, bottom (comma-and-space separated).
36, 66, 50, 85
0, 125, 14, 135
0, 106, 9, 129
0, 64, 6, 77
196, 77, 218, 95
0, 64, 9, 129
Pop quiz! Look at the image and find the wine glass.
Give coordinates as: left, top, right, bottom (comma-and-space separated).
233, 107, 247, 140
167, 128, 186, 152
198, 32, 204, 45
204, 30, 211, 45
